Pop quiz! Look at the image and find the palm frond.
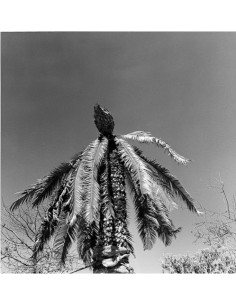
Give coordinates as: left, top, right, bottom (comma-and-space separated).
77, 217, 98, 266
73, 137, 108, 224
10, 152, 83, 211
126, 171, 180, 249
125, 171, 158, 250
33, 172, 75, 259
119, 131, 190, 165
125, 230, 135, 256
115, 138, 154, 199
70, 151, 84, 167
152, 202, 181, 246
32, 183, 68, 259
57, 215, 80, 264
134, 147, 198, 213
32, 205, 59, 259
151, 184, 178, 212
53, 205, 75, 263
49, 171, 76, 262
53, 209, 71, 260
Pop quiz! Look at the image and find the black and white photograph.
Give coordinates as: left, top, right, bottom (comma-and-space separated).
2, 31, 236, 276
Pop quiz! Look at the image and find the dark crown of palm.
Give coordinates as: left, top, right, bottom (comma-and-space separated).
11, 104, 198, 265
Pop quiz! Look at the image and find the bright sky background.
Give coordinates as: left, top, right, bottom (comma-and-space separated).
2, 32, 236, 273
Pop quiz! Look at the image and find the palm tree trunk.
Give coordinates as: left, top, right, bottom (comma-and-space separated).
92, 146, 134, 273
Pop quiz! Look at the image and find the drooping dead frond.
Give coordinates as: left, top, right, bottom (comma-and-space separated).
32, 215, 57, 260
119, 131, 190, 165
73, 137, 108, 224
77, 216, 98, 266
126, 171, 180, 249
151, 184, 178, 212
125, 230, 135, 256
55, 214, 81, 264
33, 172, 75, 260
115, 138, 154, 199
53, 200, 74, 261
135, 195, 160, 250
151, 202, 181, 246
134, 147, 198, 213
53, 211, 69, 257
10, 152, 83, 211
125, 172, 158, 250
32, 202, 60, 259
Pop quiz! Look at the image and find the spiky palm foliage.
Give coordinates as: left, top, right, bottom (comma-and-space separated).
11, 104, 198, 273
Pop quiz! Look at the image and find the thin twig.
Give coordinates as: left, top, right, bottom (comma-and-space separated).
70, 265, 92, 274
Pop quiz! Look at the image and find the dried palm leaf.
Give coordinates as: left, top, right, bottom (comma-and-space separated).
120, 131, 190, 165
11, 152, 83, 211
73, 137, 108, 224
115, 138, 154, 198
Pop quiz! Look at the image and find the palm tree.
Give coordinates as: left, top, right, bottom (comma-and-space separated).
11, 104, 199, 273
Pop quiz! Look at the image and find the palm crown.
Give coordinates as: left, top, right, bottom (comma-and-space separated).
11, 104, 198, 273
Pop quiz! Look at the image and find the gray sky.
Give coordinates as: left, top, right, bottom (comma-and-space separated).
2, 32, 236, 273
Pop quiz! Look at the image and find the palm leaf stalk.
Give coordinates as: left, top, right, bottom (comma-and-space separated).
11, 104, 199, 273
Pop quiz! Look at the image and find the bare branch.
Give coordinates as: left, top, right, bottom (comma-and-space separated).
2, 226, 33, 250
1, 254, 32, 267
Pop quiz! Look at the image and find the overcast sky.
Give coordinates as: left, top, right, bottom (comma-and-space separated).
2, 32, 236, 273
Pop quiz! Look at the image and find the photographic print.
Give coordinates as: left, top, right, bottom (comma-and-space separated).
2, 32, 236, 274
